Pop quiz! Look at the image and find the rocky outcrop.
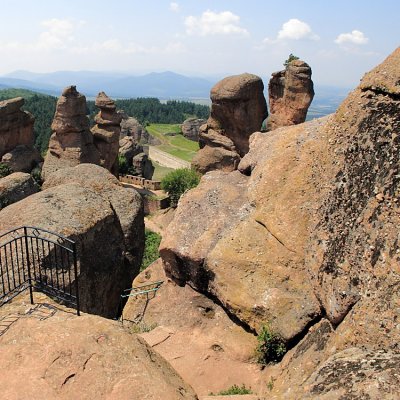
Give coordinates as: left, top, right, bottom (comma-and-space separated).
92, 92, 122, 175
0, 292, 197, 400
159, 48, 400, 398
0, 97, 35, 158
119, 136, 143, 165
0, 184, 124, 317
267, 59, 314, 131
131, 152, 154, 179
42, 163, 145, 279
181, 118, 206, 142
0, 172, 39, 208
192, 73, 267, 174
123, 259, 261, 397
41, 86, 100, 180
1, 144, 42, 173
120, 113, 161, 145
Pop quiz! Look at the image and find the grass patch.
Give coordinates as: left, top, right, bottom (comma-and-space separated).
140, 229, 162, 272
147, 123, 199, 162
209, 384, 253, 396
256, 324, 286, 364
152, 161, 175, 181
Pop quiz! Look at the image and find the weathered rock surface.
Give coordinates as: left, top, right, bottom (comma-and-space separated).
181, 118, 206, 141
92, 92, 122, 174
0, 97, 35, 158
119, 136, 143, 165
131, 152, 154, 179
267, 59, 314, 131
0, 292, 197, 400
192, 73, 267, 173
0, 172, 39, 208
0, 183, 127, 318
160, 48, 400, 398
123, 259, 263, 397
119, 113, 161, 145
42, 163, 145, 278
42, 86, 100, 180
1, 144, 42, 173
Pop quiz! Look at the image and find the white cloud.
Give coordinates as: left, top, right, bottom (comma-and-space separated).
335, 30, 369, 45
277, 18, 319, 41
185, 10, 248, 36
170, 2, 180, 12
36, 18, 80, 50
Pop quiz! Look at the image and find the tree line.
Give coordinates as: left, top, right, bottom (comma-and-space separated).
0, 90, 209, 153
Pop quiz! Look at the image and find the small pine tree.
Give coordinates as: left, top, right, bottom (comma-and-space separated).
284, 53, 300, 67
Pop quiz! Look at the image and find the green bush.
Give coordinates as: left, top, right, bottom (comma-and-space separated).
118, 154, 129, 175
209, 384, 253, 396
256, 324, 286, 364
284, 53, 299, 67
0, 163, 12, 178
140, 229, 162, 272
161, 168, 200, 206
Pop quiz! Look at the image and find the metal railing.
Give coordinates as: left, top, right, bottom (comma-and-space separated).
116, 280, 163, 322
0, 226, 80, 315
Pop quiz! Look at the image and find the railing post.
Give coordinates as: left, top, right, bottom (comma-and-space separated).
23, 226, 34, 305
72, 242, 80, 316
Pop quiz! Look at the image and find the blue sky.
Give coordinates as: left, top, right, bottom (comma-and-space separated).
0, 0, 398, 88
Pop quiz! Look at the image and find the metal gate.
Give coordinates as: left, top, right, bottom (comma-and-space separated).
0, 226, 80, 315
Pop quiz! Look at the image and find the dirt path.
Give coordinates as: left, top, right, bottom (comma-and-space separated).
149, 146, 191, 169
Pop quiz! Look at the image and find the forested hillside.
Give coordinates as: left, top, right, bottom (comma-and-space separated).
87, 97, 210, 125
0, 90, 210, 153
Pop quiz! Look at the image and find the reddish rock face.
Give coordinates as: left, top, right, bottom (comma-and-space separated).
267, 59, 314, 131
42, 86, 100, 180
0, 97, 35, 158
181, 118, 206, 142
92, 92, 122, 175
160, 48, 400, 397
192, 73, 267, 173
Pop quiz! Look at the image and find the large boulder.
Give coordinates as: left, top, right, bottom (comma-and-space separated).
119, 136, 143, 165
160, 48, 400, 398
192, 73, 267, 173
131, 152, 154, 180
0, 172, 39, 208
0, 97, 35, 158
267, 59, 314, 131
0, 293, 197, 400
92, 92, 122, 175
0, 182, 127, 318
181, 118, 206, 142
41, 86, 100, 180
42, 163, 145, 277
1, 144, 42, 173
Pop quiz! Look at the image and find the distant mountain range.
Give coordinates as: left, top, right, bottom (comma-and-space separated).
0, 70, 216, 99
0, 70, 351, 116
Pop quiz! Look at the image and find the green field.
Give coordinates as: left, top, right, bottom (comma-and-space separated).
146, 123, 199, 162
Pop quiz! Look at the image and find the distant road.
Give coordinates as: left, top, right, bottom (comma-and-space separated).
148, 146, 191, 169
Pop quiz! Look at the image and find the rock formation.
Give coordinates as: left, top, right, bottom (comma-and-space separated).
267, 59, 314, 131
191, 73, 267, 174
0, 97, 35, 157
42, 163, 145, 282
120, 113, 161, 145
1, 144, 42, 173
1, 164, 145, 318
0, 293, 197, 400
181, 118, 206, 142
0, 172, 39, 208
92, 92, 122, 175
119, 136, 143, 165
158, 47, 400, 398
131, 152, 154, 179
41, 86, 100, 180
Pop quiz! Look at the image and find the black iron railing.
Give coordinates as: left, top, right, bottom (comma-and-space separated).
0, 226, 80, 315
